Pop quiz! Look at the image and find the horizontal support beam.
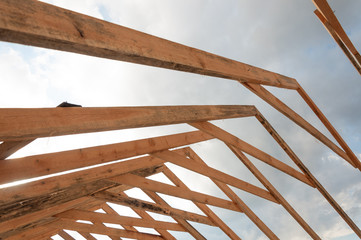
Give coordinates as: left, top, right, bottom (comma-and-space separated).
0, 130, 212, 184
0, 105, 254, 141
0, 197, 94, 238
0, 155, 162, 204
47, 219, 164, 240
92, 191, 216, 226
55, 209, 184, 231
0, 179, 117, 224
110, 173, 241, 212
0, 164, 164, 238
0, 0, 298, 89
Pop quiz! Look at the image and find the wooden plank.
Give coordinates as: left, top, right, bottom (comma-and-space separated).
228, 146, 321, 240
297, 83, 361, 170
314, 10, 361, 75
47, 219, 164, 240
56, 209, 185, 231
255, 112, 361, 238
92, 191, 216, 227
0, 0, 298, 89
140, 190, 207, 240
0, 165, 165, 239
189, 121, 314, 186
6, 225, 59, 240
0, 197, 94, 238
110, 173, 241, 212
58, 230, 75, 240
0, 130, 212, 185
181, 148, 279, 240
152, 150, 278, 203
0, 179, 118, 224
79, 231, 97, 240
312, 0, 360, 57
0, 165, 163, 235
161, 165, 242, 240
242, 82, 356, 167
0, 105, 254, 141
0, 139, 34, 160
105, 201, 177, 240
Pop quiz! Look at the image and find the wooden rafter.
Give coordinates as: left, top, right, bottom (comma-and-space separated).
0, 105, 254, 141
0, 0, 298, 90
312, 0, 361, 74
0, 130, 212, 184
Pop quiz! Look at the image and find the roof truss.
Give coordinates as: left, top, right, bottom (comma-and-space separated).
0, 0, 360, 239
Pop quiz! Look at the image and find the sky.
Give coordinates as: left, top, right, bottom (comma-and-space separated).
0, 0, 361, 239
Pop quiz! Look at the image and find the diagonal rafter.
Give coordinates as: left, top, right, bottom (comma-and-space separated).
160, 164, 242, 240
110, 173, 242, 212
152, 150, 277, 203
180, 148, 279, 240
190, 121, 321, 239
189, 122, 313, 186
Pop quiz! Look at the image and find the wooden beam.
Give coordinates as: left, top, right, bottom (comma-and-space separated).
56, 209, 185, 231
0, 196, 95, 238
228, 147, 321, 240
0, 165, 163, 234
58, 230, 75, 240
0, 139, 34, 160
297, 83, 361, 170
151, 150, 278, 203
255, 112, 361, 238
47, 219, 165, 240
0, 130, 212, 184
79, 231, 97, 240
189, 121, 314, 186
0, 164, 164, 239
0, 0, 298, 89
0, 155, 163, 204
92, 191, 216, 227
181, 148, 279, 240
139, 190, 207, 240
104, 201, 177, 240
110, 173, 241, 212
314, 10, 361, 75
188, 121, 320, 238
312, 0, 361, 58
6, 225, 59, 240
0, 179, 118, 224
161, 165, 242, 240
242, 82, 356, 167
0, 105, 254, 141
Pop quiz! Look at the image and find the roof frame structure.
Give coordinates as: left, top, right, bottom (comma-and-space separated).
0, 0, 360, 239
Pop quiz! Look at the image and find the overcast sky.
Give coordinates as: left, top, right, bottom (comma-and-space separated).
1, 0, 361, 239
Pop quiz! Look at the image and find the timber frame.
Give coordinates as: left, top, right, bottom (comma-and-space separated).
0, 0, 360, 239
